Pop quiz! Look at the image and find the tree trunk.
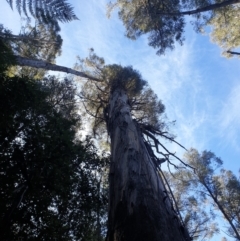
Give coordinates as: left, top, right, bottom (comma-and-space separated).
13, 55, 100, 81
106, 87, 189, 241
203, 182, 240, 240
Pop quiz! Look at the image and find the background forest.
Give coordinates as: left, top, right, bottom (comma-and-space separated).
0, 0, 240, 241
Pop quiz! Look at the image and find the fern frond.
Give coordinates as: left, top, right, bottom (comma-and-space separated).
28, 0, 35, 17
35, 0, 42, 19
16, 0, 22, 15
6, 0, 78, 22
22, 0, 29, 17
6, 0, 14, 9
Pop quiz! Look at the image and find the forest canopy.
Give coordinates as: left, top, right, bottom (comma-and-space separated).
0, 1, 239, 241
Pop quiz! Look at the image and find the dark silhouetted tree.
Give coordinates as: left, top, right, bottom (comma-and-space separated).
0, 72, 108, 240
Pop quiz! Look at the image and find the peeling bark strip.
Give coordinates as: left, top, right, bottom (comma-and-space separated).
14, 55, 101, 81
106, 87, 188, 241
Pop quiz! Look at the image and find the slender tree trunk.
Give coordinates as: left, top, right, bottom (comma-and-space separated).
157, 0, 240, 16
13, 55, 100, 81
203, 183, 240, 240
106, 87, 188, 241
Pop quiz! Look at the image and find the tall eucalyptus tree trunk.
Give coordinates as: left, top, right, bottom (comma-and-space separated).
106, 86, 188, 241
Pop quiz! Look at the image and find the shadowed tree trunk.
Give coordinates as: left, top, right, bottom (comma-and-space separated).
77, 57, 192, 240
106, 86, 189, 241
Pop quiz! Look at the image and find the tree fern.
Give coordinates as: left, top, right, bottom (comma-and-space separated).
6, 0, 78, 22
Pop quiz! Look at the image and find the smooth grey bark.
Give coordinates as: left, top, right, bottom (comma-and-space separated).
106, 87, 189, 241
14, 55, 101, 81
157, 0, 240, 16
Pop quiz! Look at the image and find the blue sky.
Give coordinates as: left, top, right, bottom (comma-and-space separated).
1, 1, 240, 240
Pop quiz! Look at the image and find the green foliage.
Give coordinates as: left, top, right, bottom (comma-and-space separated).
212, 169, 240, 239
102, 64, 147, 95
162, 148, 240, 240
130, 87, 165, 128
179, 149, 240, 240
163, 170, 218, 240
208, 5, 240, 57
77, 50, 167, 138
16, 19, 63, 61
0, 20, 63, 78
6, 0, 78, 23
108, 0, 185, 55
185, 149, 223, 185
108, 0, 240, 56
0, 73, 108, 240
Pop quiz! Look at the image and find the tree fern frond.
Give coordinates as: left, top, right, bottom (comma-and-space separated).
6, 0, 14, 9
5, 0, 78, 23
46, 0, 56, 21
35, 0, 42, 19
16, 0, 22, 15
22, 0, 29, 17
28, 0, 35, 17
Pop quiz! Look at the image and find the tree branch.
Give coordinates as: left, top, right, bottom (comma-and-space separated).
157, 0, 240, 16
227, 50, 240, 56
142, 128, 194, 169
13, 55, 101, 81
159, 169, 185, 225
